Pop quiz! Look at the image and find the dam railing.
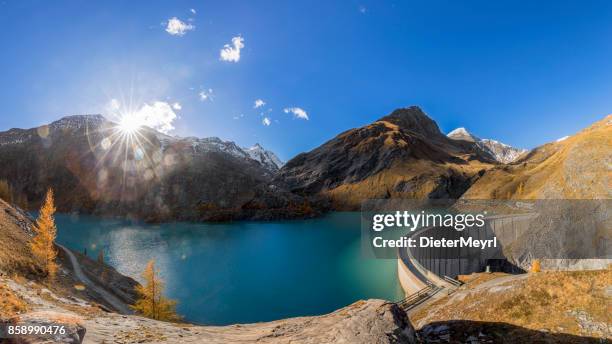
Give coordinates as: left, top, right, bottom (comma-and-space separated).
396, 283, 440, 311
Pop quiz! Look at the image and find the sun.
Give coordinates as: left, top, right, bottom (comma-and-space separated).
117, 114, 144, 134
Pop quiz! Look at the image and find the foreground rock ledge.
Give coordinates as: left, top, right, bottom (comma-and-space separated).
81, 299, 416, 344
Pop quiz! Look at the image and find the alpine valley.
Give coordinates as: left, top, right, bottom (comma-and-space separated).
0, 106, 609, 221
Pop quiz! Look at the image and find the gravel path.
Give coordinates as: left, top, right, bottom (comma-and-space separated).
58, 244, 133, 315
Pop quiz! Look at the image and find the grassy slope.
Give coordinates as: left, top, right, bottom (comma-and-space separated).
412, 269, 611, 340
463, 115, 611, 199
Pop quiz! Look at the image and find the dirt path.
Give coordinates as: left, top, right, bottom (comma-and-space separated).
58, 244, 133, 315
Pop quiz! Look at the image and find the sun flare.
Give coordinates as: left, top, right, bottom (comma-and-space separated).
117, 114, 144, 134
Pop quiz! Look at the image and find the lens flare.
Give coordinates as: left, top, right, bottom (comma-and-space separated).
118, 114, 143, 134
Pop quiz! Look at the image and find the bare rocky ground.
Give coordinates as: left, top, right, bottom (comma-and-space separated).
1, 275, 416, 344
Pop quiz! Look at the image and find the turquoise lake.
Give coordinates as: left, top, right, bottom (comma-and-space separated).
54, 212, 404, 325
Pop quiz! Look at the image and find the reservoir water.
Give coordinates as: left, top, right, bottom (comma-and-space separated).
54, 212, 403, 325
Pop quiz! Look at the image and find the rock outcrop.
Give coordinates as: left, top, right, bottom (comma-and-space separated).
78, 299, 417, 344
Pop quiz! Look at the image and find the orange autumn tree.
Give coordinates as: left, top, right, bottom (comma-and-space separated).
30, 188, 59, 280
131, 260, 180, 321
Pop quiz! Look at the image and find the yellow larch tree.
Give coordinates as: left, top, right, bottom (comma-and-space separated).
131, 260, 180, 321
30, 188, 59, 280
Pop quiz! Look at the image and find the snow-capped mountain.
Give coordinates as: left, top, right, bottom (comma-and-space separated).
0, 114, 283, 174
244, 144, 284, 172
447, 127, 527, 163
0, 114, 301, 222
0, 114, 106, 146
446, 127, 478, 142
156, 135, 282, 173
49, 114, 106, 131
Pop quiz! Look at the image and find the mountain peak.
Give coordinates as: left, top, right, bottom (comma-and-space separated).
53, 114, 106, 123
377, 106, 443, 138
447, 127, 526, 163
447, 127, 480, 142
50, 114, 107, 131
244, 143, 284, 171
448, 127, 468, 136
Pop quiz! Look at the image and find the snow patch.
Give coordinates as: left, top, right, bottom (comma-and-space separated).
447, 127, 527, 163
244, 143, 284, 171
556, 135, 570, 142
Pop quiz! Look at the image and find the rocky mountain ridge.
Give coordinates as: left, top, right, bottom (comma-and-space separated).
447, 127, 527, 163
1, 114, 283, 173
0, 114, 307, 222
0, 109, 607, 221
278, 106, 496, 209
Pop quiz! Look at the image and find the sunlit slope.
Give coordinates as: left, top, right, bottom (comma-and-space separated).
463, 115, 612, 199
412, 270, 611, 341
279, 106, 496, 209
0, 198, 39, 275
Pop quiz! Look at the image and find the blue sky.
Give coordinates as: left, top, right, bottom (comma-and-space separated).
1, 0, 611, 160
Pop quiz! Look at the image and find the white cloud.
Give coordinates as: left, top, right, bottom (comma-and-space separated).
106, 99, 178, 134
262, 117, 271, 126
220, 36, 244, 62
133, 101, 177, 134
199, 88, 214, 101
190, 8, 196, 14
172, 102, 182, 110
283, 107, 309, 120
359, 5, 367, 13
254, 99, 266, 108
165, 17, 194, 36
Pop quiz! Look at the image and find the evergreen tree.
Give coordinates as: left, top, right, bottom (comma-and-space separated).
30, 189, 59, 280
131, 260, 180, 321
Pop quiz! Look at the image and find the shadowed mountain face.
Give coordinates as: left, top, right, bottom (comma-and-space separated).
0, 115, 307, 221
278, 106, 496, 209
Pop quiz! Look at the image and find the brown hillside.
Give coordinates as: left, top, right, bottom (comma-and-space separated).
0, 198, 40, 276
279, 106, 496, 209
412, 269, 611, 342
463, 115, 612, 199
